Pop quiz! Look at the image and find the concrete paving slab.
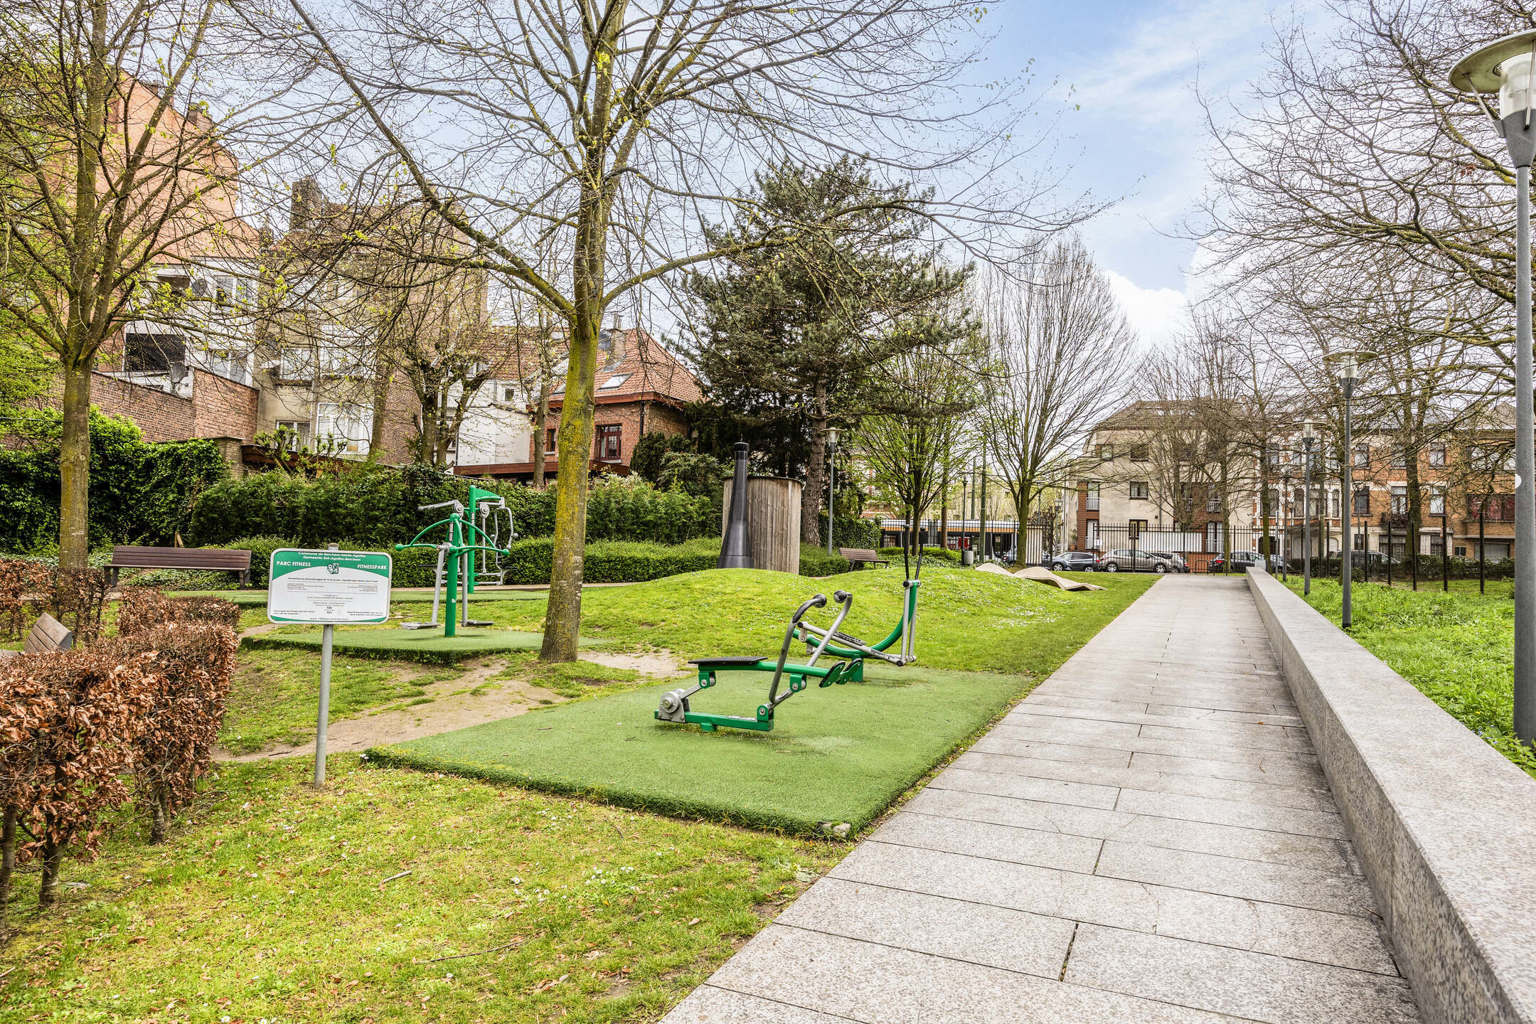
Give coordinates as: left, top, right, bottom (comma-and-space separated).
660, 577, 1418, 1024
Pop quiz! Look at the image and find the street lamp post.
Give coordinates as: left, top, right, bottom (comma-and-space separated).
1453, 33, 1536, 744
826, 427, 840, 556
1302, 420, 1318, 596
1324, 350, 1375, 629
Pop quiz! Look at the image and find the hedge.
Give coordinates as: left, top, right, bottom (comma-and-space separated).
0, 412, 227, 553
187, 470, 711, 550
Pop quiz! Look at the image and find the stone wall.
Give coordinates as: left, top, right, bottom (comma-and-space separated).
91, 369, 258, 443
1247, 568, 1536, 1024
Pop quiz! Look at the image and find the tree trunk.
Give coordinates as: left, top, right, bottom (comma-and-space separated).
58, 360, 93, 569
419, 384, 440, 467
149, 789, 168, 845
1406, 454, 1422, 558
1, 805, 16, 929
369, 366, 391, 457
939, 467, 949, 551
38, 841, 62, 909
802, 382, 828, 545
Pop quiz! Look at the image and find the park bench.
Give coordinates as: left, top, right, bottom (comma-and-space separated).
106, 545, 252, 587
0, 612, 73, 658
839, 547, 889, 569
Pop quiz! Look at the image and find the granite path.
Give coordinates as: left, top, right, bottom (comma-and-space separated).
661, 574, 1421, 1024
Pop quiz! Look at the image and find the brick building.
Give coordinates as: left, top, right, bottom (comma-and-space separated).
454, 326, 701, 481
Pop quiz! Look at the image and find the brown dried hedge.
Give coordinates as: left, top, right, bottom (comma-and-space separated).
0, 597, 237, 923
116, 588, 241, 636
0, 558, 111, 644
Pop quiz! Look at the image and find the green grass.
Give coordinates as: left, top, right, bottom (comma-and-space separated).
491, 653, 645, 699
449, 564, 1156, 674
222, 648, 461, 754
373, 567, 1154, 835
0, 758, 839, 1023
244, 627, 574, 664
1289, 579, 1536, 776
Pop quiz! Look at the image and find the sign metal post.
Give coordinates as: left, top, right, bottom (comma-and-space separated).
267, 545, 392, 788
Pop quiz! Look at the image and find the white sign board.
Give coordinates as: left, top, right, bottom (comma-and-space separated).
267, 548, 393, 624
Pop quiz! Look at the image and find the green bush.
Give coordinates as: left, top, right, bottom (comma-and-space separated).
186, 470, 706, 549
0, 412, 227, 553
799, 548, 852, 577
495, 537, 719, 585
879, 546, 960, 564
821, 512, 880, 550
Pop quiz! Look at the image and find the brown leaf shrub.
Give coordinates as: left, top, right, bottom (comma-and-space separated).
116, 588, 241, 637
124, 623, 237, 842
0, 558, 48, 642
46, 567, 111, 644
0, 646, 157, 912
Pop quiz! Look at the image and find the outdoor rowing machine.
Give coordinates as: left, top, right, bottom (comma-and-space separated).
656, 591, 856, 733
794, 577, 920, 674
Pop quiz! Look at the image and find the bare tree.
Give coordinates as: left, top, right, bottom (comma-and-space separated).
978, 238, 1135, 534
0, 1, 308, 566
288, 0, 1088, 660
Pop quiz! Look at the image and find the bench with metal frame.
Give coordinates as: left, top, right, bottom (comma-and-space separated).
0, 612, 73, 658
107, 546, 252, 587
838, 547, 889, 568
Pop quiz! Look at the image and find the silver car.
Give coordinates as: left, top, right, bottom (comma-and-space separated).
1096, 548, 1175, 573
1148, 550, 1190, 573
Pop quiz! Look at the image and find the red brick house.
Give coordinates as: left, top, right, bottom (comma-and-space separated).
454, 326, 702, 481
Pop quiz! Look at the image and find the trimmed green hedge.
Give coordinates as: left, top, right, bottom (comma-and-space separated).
187, 470, 712, 549
878, 546, 961, 564
800, 548, 852, 577
0, 413, 227, 553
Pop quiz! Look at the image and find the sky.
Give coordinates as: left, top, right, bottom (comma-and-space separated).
983, 0, 1331, 350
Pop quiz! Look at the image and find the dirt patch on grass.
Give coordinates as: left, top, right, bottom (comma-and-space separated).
582, 650, 686, 678
219, 662, 562, 762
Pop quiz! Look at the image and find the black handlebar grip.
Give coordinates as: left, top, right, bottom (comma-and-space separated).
833, 590, 850, 602
811, 594, 828, 607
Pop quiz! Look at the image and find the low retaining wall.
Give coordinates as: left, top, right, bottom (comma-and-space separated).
1247, 569, 1536, 1024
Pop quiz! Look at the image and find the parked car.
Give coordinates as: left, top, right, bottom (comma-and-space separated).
1147, 550, 1190, 573
1046, 551, 1099, 572
1096, 548, 1176, 573
1208, 551, 1289, 573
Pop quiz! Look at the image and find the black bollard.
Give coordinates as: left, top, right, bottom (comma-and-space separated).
718, 442, 754, 568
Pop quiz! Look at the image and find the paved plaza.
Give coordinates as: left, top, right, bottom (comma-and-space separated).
663, 575, 1422, 1024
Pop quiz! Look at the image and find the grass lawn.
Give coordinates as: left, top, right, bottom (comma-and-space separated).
1289, 579, 1535, 776
373, 567, 1155, 835
221, 648, 466, 754
443, 564, 1156, 674
0, 758, 839, 1024
244, 627, 567, 664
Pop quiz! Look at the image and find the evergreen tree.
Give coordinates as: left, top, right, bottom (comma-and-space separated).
687, 159, 969, 544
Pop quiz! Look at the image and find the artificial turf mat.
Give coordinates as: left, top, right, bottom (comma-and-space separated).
369, 664, 1035, 835
244, 627, 590, 664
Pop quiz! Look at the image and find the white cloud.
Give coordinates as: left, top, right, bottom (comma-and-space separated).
1105, 270, 1190, 352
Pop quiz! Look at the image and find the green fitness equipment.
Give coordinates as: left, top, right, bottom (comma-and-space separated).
794, 577, 919, 673
655, 591, 857, 732
466, 485, 516, 591
396, 499, 512, 637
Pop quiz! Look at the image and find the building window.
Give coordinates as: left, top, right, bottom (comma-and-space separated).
273, 420, 310, 450
1206, 491, 1221, 514
1390, 486, 1407, 515
1128, 481, 1149, 500
1084, 482, 1100, 512
278, 346, 314, 381
1428, 443, 1446, 467
1429, 488, 1445, 517
1204, 521, 1222, 550
314, 402, 372, 455
1390, 449, 1407, 469
1330, 490, 1341, 519
1097, 443, 1113, 460
1352, 488, 1370, 516
1129, 519, 1147, 541
1455, 545, 1467, 557
1085, 520, 1100, 549
595, 423, 622, 461
1353, 446, 1369, 467
1128, 445, 1150, 462
545, 428, 558, 452
1471, 493, 1516, 522
123, 332, 185, 376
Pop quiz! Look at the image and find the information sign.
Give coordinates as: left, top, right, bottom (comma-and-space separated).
268, 549, 392, 625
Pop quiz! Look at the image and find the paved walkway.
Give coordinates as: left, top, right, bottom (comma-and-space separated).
662, 576, 1421, 1024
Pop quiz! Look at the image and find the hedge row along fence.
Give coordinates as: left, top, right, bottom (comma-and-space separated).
0, 558, 113, 644
185, 469, 716, 551
0, 587, 237, 924
0, 411, 228, 554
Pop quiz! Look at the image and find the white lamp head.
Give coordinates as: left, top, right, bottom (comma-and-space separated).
827, 426, 840, 446
1323, 349, 1376, 384
1301, 419, 1318, 442
1452, 31, 1536, 166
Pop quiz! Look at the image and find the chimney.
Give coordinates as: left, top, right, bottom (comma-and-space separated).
290, 176, 323, 232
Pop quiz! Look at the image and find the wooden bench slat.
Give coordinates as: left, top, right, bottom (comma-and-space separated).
20, 613, 72, 654
108, 546, 251, 569
838, 547, 889, 566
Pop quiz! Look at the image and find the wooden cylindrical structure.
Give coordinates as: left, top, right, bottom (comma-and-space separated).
721, 476, 802, 574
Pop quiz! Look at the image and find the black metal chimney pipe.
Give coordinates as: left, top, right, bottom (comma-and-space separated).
718, 442, 754, 568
